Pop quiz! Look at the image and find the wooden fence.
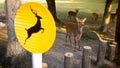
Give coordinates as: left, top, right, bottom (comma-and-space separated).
42, 41, 117, 68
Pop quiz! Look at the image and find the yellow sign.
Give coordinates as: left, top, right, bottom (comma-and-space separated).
14, 2, 56, 53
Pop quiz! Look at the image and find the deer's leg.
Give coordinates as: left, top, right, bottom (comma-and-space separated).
69, 35, 72, 46
78, 40, 81, 50
66, 34, 68, 43
77, 34, 82, 50
74, 37, 77, 49
24, 33, 32, 44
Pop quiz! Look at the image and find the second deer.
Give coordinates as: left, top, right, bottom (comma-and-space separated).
92, 12, 98, 22
68, 9, 79, 20
110, 12, 117, 23
66, 17, 87, 49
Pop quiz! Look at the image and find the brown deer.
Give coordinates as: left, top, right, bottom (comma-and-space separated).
68, 9, 79, 20
110, 9, 118, 23
66, 17, 87, 49
110, 11, 117, 23
92, 12, 98, 21
24, 6, 44, 44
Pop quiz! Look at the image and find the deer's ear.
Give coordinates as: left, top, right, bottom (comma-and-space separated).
75, 17, 81, 23
82, 18, 87, 23
75, 17, 79, 22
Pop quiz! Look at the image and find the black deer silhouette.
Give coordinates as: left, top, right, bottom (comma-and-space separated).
24, 6, 44, 44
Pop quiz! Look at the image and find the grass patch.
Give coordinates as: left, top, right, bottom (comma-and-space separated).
55, 0, 117, 21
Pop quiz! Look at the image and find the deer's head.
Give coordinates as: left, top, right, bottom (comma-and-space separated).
75, 9, 79, 13
30, 6, 42, 19
75, 17, 87, 26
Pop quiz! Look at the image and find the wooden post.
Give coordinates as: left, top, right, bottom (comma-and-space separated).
96, 40, 107, 67
64, 52, 74, 68
112, 42, 118, 54
82, 46, 92, 68
42, 63, 48, 68
108, 44, 116, 61
105, 41, 110, 60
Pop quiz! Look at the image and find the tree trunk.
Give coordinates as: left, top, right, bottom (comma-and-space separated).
46, 0, 61, 23
4, 0, 32, 67
100, 0, 113, 32
115, 0, 120, 65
